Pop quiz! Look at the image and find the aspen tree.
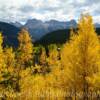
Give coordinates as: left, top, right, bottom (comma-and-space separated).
16, 29, 33, 93
0, 33, 6, 98
17, 28, 33, 68
61, 14, 100, 100
3, 47, 16, 99
48, 44, 59, 67
40, 47, 47, 66
0, 34, 16, 99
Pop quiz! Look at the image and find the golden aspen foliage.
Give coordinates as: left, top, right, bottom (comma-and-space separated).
17, 28, 33, 68
61, 14, 100, 99
0, 33, 4, 71
19, 73, 46, 100
3, 47, 17, 88
40, 47, 47, 66
39, 47, 49, 73
0, 34, 16, 99
3, 47, 17, 99
32, 64, 42, 73
47, 44, 59, 67
13, 29, 34, 97
4, 47, 15, 71
19, 67, 66, 100
0, 33, 4, 75
0, 33, 6, 85
0, 33, 3, 52
0, 33, 6, 98
86, 73, 100, 89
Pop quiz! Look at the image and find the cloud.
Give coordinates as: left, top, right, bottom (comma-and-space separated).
0, 0, 100, 23
19, 5, 34, 13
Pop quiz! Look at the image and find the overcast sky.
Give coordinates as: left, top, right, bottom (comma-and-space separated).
0, 0, 100, 23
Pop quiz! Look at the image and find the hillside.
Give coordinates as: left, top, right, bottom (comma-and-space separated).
36, 28, 100, 46
35, 29, 70, 46
0, 22, 20, 47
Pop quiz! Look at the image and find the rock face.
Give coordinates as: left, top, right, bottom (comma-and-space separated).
23, 19, 77, 40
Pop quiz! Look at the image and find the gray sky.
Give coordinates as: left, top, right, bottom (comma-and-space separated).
0, 0, 100, 23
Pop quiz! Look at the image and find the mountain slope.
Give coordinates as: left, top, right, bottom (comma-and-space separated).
24, 19, 77, 40
0, 22, 20, 47
36, 28, 100, 46
35, 29, 70, 45
10, 22, 22, 28
11, 19, 100, 41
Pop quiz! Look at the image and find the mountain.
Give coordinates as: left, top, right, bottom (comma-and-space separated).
35, 28, 100, 46
10, 22, 22, 28
0, 22, 20, 47
11, 19, 100, 41
0, 21, 100, 47
95, 23, 100, 28
24, 19, 49, 40
24, 19, 77, 40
